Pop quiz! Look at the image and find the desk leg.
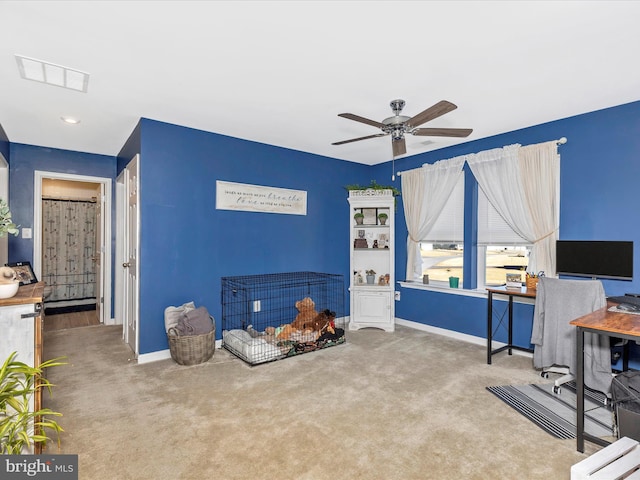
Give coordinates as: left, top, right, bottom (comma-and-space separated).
576, 327, 585, 453
508, 296, 514, 355
487, 291, 493, 365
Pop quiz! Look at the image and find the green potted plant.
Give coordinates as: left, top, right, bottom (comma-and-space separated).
0, 352, 66, 454
0, 199, 19, 238
377, 212, 388, 225
353, 212, 364, 225
345, 180, 401, 210
365, 269, 376, 284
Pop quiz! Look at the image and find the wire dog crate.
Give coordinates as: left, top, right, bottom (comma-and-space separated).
221, 272, 345, 365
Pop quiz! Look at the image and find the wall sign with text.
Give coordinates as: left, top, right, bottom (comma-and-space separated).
216, 181, 307, 215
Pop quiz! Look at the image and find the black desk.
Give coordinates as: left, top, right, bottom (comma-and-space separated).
486, 286, 536, 364
570, 303, 640, 452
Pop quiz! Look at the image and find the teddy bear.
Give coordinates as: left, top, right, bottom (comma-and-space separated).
291, 297, 319, 332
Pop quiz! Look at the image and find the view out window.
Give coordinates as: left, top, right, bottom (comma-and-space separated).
419, 176, 464, 286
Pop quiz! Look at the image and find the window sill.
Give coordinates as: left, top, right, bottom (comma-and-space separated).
397, 281, 535, 304
398, 281, 487, 299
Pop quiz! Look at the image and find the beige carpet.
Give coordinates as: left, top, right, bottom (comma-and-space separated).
42, 324, 601, 479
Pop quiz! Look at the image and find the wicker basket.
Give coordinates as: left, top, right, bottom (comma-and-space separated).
167, 327, 215, 366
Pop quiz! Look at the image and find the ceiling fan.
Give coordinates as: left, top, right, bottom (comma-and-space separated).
332, 99, 473, 157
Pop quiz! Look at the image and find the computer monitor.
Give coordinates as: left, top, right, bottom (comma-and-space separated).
556, 240, 633, 280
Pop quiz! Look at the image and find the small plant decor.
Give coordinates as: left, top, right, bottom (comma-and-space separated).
0, 352, 66, 454
345, 180, 401, 210
353, 212, 364, 219
366, 269, 376, 276
0, 199, 19, 238
377, 213, 388, 219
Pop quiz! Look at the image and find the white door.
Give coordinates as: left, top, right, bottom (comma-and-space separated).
124, 155, 140, 357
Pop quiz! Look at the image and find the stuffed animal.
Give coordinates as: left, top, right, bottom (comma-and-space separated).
276, 323, 296, 340
291, 297, 319, 331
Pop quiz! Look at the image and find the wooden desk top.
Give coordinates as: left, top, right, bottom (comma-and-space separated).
570, 301, 640, 337
0, 282, 44, 307
486, 286, 537, 299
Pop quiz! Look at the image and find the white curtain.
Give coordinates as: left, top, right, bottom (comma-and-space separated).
466, 141, 559, 276
401, 156, 466, 279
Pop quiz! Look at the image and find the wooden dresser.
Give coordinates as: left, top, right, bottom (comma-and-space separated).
0, 281, 45, 453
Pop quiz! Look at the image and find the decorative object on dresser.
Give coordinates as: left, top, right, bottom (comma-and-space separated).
0, 266, 19, 299
348, 187, 395, 332
6, 261, 37, 286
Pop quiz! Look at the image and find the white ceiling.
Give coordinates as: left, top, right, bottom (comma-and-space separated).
1, 1, 639, 166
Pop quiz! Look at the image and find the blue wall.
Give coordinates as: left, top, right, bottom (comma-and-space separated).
369, 100, 640, 350
7, 100, 640, 358
7, 144, 116, 263
133, 119, 369, 354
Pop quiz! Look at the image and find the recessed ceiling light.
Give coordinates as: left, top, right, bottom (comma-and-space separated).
61, 116, 81, 125
15, 54, 89, 93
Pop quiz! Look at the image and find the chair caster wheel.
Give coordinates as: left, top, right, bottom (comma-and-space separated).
540, 371, 549, 379
553, 385, 561, 394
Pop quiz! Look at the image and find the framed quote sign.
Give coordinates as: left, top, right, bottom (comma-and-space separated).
216, 181, 307, 215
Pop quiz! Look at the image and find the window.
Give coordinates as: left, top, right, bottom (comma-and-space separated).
477, 187, 532, 288
418, 173, 534, 289
410, 141, 559, 290
420, 175, 464, 285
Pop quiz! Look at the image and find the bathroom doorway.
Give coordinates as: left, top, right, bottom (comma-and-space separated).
33, 171, 112, 325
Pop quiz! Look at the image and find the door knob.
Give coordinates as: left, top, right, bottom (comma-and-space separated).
122, 262, 130, 268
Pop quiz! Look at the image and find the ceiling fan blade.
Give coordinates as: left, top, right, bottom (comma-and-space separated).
406, 100, 458, 128
332, 133, 387, 146
338, 113, 385, 129
392, 137, 406, 156
411, 127, 473, 138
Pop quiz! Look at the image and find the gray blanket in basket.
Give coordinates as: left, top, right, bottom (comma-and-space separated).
175, 306, 214, 335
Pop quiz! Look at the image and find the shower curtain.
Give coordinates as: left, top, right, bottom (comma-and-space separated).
42, 198, 97, 304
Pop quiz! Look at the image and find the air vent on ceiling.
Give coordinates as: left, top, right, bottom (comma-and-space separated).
15, 54, 89, 93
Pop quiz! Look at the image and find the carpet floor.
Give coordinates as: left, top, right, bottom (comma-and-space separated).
42, 324, 606, 479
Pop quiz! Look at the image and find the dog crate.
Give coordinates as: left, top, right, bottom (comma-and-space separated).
221, 272, 345, 365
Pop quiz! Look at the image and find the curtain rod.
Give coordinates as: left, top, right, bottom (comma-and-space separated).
395, 137, 568, 177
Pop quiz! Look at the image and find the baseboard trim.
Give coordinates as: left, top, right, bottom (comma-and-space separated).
137, 339, 224, 365
395, 317, 533, 358
137, 321, 531, 364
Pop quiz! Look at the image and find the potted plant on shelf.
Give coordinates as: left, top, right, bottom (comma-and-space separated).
377, 212, 388, 225
0, 352, 66, 454
354, 212, 364, 225
365, 269, 376, 285
344, 180, 401, 210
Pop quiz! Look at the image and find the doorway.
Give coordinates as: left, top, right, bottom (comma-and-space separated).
33, 171, 112, 325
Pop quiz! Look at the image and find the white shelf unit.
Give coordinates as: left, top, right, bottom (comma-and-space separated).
348, 189, 395, 332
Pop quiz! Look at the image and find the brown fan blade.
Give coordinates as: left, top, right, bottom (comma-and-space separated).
411, 128, 473, 138
406, 100, 458, 128
338, 113, 385, 129
392, 137, 406, 156
332, 133, 387, 146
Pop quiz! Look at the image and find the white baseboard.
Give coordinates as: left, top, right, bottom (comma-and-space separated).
137, 339, 224, 365
395, 317, 533, 358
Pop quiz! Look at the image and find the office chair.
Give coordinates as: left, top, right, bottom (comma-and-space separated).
531, 277, 613, 397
